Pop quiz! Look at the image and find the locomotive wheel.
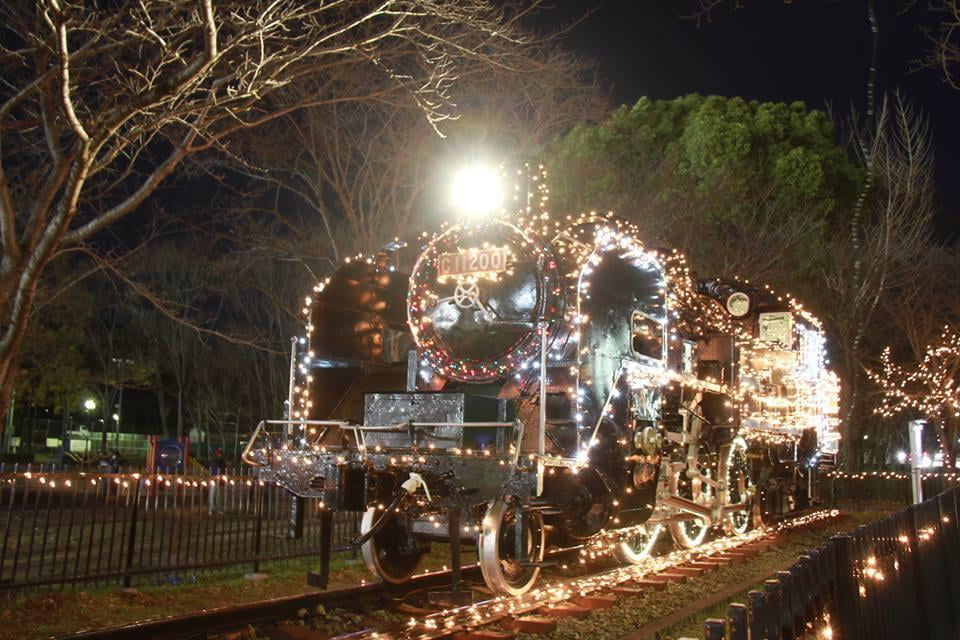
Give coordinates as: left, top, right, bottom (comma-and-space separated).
722, 437, 753, 535
360, 507, 425, 584
478, 497, 545, 596
612, 523, 662, 564
668, 466, 712, 549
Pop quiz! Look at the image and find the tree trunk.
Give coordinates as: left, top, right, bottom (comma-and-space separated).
176, 383, 184, 441
155, 374, 170, 438
941, 415, 959, 470
0, 269, 41, 439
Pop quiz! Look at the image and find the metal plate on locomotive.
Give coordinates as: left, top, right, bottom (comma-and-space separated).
363, 392, 506, 450
438, 247, 509, 278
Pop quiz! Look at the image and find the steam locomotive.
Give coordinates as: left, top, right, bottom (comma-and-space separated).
243, 167, 839, 596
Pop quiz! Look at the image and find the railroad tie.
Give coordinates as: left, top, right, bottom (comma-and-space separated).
499, 616, 558, 634
631, 577, 670, 590
656, 571, 690, 584
573, 593, 617, 610
262, 622, 329, 640
452, 629, 516, 640
537, 603, 591, 618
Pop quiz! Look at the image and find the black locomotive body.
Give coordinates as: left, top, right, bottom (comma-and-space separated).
244, 205, 838, 596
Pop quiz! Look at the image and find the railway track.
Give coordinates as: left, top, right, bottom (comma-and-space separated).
52, 509, 839, 640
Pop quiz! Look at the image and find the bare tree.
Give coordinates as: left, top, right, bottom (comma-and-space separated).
222, 40, 607, 263
0, 0, 550, 429
932, 1, 960, 90
825, 95, 937, 468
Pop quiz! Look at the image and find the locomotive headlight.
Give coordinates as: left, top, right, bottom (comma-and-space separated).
451, 166, 503, 217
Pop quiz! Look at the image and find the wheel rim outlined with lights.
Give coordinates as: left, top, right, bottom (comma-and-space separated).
478, 497, 546, 596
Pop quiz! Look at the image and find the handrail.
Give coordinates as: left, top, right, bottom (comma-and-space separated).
241, 419, 349, 467
243, 419, 521, 467
339, 422, 514, 431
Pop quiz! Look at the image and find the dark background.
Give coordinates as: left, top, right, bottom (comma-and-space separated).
533, 1, 960, 238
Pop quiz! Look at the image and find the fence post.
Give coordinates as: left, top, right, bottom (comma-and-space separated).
726, 603, 747, 640
776, 570, 797, 639
905, 504, 930, 637
791, 560, 809, 631
122, 477, 141, 588
937, 490, 960, 621
917, 498, 953, 639
747, 590, 766, 640
703, 618, 725, 640
832, 534, 859, 640
764, 579, 782, 640
252, 481, 264, 574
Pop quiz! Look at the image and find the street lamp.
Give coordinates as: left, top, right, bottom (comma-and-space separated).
83, 399, 96, 411
450, 166, 503, 218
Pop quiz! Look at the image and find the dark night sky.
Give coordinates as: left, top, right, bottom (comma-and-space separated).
533, 1, 960, 238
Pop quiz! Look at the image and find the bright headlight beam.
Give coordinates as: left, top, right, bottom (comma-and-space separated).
451, 166, 503, 217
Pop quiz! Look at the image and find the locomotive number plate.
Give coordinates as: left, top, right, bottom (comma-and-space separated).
438, 247, 509, 277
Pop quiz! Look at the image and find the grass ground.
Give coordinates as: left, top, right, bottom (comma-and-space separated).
512, 518, 861, 640
0, 546, 475, 640
0, 505, 892, 640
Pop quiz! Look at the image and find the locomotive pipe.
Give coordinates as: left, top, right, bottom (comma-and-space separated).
660, 495, 713, 520
538, 321, 548, 459
351, 491, 407, 547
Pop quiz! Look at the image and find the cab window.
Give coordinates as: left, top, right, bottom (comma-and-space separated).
632, 312, 664, 360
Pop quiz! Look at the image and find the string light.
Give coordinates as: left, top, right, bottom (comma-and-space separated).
868, 324, 960, 463
356, 509, 839, 640
257, 158, 844, 596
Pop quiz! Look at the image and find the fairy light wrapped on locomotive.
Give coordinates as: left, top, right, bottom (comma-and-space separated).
694, 280, 841, 456
243, 162, 840, 597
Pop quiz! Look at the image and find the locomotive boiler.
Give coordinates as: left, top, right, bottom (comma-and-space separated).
243, 166, 839, 596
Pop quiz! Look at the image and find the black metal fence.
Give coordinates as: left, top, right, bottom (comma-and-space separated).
701, 485, 960, 639
0, 468, 360, 593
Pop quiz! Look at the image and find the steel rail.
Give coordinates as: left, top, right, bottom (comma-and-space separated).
52, 565, 482, 640
52, 509, 833, 640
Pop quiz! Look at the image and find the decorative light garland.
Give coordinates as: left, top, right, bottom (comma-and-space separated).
868, 324, 960, 463
358, 509, 841, 640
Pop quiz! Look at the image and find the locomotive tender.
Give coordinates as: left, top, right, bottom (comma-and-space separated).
243, 164, 839, 596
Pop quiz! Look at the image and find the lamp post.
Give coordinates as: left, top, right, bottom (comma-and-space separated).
83, 398, 98, 453
909, 419, 925, 504
450, 165, 503, 218
110, 357, 133, 452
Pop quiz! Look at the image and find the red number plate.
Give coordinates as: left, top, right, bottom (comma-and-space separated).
438, 247, 508, 277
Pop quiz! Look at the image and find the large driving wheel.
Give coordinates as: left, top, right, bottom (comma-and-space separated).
478, 497, 546, 596
722, 437, 753, 535
612, 523, 662, 564
360, 507, 425, 584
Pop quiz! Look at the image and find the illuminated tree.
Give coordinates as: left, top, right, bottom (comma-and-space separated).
868, 325, 960, 467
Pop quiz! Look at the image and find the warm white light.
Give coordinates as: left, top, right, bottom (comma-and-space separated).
451, 166, 502, 217
896, 450, 907, 463
83, 399, 96, 411
112, 413, 120, 421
